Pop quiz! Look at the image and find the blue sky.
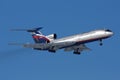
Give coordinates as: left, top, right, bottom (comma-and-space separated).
0, 0, 120, 80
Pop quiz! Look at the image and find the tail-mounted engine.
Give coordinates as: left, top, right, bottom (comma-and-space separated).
46, 33, 57, 41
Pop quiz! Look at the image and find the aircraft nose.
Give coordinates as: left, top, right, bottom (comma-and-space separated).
105, 29, 113, 36
109, 32, 113, 36
106, 31, 114, 36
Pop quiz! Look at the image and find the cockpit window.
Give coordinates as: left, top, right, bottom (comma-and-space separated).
105, 29, 112, 32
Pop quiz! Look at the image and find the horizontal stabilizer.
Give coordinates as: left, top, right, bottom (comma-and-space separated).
11, 27, 43, 32
8, 43, 24, 46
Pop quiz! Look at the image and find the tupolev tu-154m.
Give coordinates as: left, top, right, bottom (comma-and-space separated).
11, 27, 113, 55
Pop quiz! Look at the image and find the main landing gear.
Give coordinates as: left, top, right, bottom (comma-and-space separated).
48, 46, 56, 53
73, 48, 81, 55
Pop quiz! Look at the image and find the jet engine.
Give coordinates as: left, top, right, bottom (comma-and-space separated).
46, 33, 57, 41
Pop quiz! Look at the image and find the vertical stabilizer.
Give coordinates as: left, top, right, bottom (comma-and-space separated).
27, 27, 50, 43
11, 27, 50, 43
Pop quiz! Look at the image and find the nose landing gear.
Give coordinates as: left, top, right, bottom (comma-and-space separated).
99, 39, 103, 46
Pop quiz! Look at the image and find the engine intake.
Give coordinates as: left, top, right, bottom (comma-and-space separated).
46, 33, 57, 40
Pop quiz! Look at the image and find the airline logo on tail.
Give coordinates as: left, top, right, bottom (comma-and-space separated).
32, 34, 50, 43
28, 27, 50, 43
11, 27, 50, 43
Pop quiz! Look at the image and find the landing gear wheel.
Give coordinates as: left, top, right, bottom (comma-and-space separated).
73, 52, 81, 55
100, 43, 103, 46
48, 50, 56, 53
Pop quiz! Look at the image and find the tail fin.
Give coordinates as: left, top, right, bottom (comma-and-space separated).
11, 27, 50, 43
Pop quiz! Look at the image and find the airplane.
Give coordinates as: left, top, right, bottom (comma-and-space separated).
11, 27, 113, 55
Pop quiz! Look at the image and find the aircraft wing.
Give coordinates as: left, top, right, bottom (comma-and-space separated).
9, 43, 50, 49
23, 43, 50, 49
9, 42, 90, 54
9, 41, 76, 51
64, 44, 91, 53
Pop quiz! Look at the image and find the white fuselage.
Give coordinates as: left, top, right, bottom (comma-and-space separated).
50, 30, 113, 48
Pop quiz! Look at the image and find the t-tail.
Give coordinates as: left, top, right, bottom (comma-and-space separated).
11, 27, 51, 43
